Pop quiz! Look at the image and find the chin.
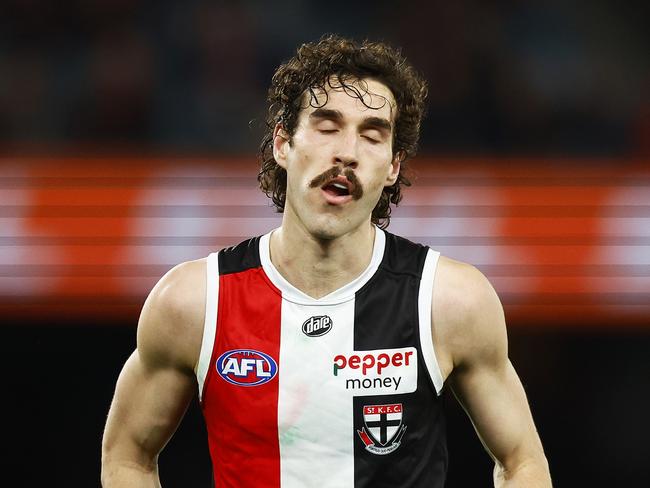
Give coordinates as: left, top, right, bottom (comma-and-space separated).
306, 221, 342, 241
305, 213, 367, 242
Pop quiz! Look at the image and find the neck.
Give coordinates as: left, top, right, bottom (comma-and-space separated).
269, 216, 376, 299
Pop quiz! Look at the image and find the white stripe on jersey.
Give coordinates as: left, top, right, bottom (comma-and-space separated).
278, 300, 356, 487
418, 249, 444, 394
196, 252, 219, 401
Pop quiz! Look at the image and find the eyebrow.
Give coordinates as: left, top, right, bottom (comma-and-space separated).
360, 116, 392, 133
309, 108, 343, 123
309, 108, 392, 133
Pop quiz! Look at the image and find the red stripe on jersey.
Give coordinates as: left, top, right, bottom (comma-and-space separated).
202, 267, 281, 487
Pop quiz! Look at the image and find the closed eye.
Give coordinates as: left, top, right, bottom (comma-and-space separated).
362, 135, 380, 143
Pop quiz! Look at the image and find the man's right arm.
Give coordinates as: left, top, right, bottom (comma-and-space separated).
101, 260, 205, 487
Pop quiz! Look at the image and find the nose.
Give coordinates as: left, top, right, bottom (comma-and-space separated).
333, 130, 359, 169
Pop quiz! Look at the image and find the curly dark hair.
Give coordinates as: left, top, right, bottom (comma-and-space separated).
258, 34, 428, 228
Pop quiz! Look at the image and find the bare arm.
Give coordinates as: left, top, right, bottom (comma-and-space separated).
101, 260, 205, 487
433, 258, 551, 487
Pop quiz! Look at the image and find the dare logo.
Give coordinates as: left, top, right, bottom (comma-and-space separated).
302, 315, 333, 337
216, 349, 278, 387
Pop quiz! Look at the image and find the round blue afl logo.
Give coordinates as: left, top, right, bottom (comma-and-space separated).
216, 349, 278, 387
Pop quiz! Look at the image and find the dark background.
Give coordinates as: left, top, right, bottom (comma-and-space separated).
2, 1, 649, 486
6, 324, 650, 486
2, 0, 648, 156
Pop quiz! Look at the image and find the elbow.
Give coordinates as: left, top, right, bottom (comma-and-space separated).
101, 439, 159, 486
100, 446, 124, 487
494, 454, 552, 487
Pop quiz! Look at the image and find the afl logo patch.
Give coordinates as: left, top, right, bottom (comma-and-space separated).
302, 315, 333, 337
216, 349, 278, 387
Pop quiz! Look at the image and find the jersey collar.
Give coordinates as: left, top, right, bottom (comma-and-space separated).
259, 226, 386, 305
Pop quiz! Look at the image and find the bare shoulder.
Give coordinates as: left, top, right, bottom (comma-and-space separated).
137, 258, 207, 374
432, 255, 507, 378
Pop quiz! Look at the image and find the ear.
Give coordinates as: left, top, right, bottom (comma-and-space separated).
272, 123, 291, 169
385, 151, 403, 186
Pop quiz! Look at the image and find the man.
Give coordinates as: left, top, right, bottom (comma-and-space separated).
102, 35, 551, 487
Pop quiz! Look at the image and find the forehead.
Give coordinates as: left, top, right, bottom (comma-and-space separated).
300, 77, 396, 122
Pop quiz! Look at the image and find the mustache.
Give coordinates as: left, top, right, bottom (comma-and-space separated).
308, 167, 364, 200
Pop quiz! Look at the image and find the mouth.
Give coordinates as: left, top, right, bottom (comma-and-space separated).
320, 175, 355, 205
322, 177, 352, 197
309, 167, 363, 205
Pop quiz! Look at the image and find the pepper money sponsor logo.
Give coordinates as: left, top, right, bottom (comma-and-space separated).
332, 347, 417, 395
216, 349, 278, 387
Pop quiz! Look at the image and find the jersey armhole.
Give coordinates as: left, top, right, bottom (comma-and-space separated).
195, 252, 219, 402
418, 248, 444, 395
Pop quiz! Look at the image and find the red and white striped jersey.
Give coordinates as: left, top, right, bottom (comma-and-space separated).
195, 228, 447, 487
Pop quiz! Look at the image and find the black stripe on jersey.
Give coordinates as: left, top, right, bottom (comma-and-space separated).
379, 233, 429, 278
353, 232, 447, 488
218, 236, 262, 275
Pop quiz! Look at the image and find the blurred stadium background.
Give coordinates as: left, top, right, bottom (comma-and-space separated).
2, 1, 648, 486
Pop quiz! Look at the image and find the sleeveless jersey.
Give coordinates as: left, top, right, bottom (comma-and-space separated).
195, 228, 447, 487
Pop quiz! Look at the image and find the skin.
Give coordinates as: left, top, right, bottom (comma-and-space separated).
101, 77, 551, 487
101, 258, 205, 487
269, 78, 400, 297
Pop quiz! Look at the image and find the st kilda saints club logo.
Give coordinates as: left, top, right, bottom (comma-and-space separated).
357, 403, 407, 455
302, 315, 333, 337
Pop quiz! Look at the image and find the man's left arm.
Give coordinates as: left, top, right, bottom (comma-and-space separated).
435, 260, 552, 487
